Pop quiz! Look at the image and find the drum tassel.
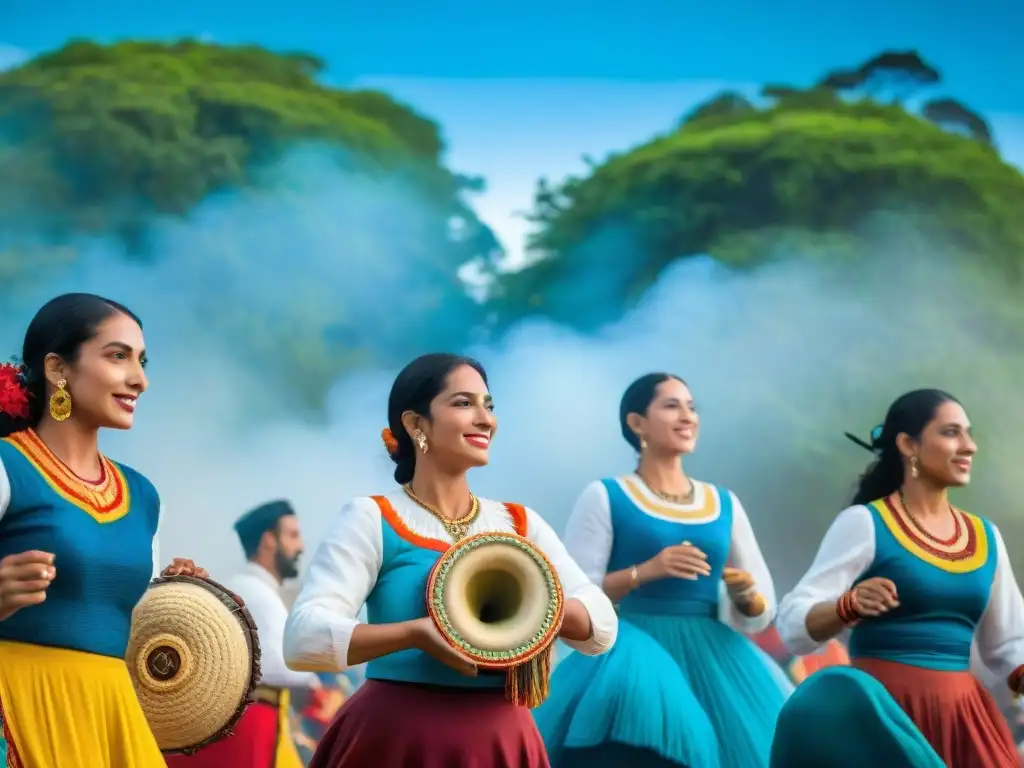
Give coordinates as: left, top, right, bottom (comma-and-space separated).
506, 646, 552, 708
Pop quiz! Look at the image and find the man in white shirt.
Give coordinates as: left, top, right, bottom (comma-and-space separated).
232, 500, 322, 764
167, 500, 319, 768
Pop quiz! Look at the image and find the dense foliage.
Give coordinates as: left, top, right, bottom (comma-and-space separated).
0, 40, 475, 236
487, 51, 1024, 330
0, 40, 499, 406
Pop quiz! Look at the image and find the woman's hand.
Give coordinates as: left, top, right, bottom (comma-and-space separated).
723, 568, 766, 616
850, 577, 899, 617
722, 567, 757, 601
161, 558, 209, 579
0, 550, 55, 621
640, 541, 712, 581
411, 617, 478, 677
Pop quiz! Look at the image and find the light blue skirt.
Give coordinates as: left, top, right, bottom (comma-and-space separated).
534, 613, 794, 767
769, 666, 945, 768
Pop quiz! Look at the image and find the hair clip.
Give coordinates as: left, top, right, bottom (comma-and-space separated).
843, 425, 883, 456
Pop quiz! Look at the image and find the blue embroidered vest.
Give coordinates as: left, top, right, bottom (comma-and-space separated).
364, 496, 527, 688
848, 497, 997, 672
603, 476, 732, 618
0, 430, 159, 659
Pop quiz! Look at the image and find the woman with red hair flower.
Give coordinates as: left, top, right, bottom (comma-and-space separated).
0, 293, 207, 767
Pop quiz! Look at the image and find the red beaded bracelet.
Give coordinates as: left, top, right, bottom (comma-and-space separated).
1008, 664, 1024, 693
835, 590, 861, 626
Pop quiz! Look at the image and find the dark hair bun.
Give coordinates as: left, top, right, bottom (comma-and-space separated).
385, 353, 488, 486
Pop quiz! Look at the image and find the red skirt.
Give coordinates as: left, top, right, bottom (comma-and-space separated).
855, 657, 1018, 767
164, 701, 279, 768
309, 680, 550, 768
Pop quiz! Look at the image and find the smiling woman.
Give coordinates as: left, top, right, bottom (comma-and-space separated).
775, 389, 1024, 767
0, 293, 206, 767
282, 352, 619, 768
533, 372, 792, 768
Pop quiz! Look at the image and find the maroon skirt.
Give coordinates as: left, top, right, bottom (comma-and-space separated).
855, 657, 1018, 767
309, 680, 550, 768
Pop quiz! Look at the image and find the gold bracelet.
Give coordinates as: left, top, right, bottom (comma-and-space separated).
630, 565, 639, 586
737, 593, 766, 617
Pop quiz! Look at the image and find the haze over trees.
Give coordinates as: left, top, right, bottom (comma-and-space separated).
486, 49, 1024, 330
0, 40, 500, 404
1, 43, 1021, 401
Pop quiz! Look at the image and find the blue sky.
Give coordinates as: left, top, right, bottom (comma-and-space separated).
3, 1, 1022, 261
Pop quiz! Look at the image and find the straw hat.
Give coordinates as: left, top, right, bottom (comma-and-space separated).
126, 575, 262, 754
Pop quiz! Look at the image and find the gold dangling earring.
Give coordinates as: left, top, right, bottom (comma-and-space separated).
49, 379, 72, 422
910, 456, 919, 479
415, 432, 429, 454
639, 436, 648, 451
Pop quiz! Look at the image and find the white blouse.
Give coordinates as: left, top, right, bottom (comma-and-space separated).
282, 494, 619, 673
776, 504, 1024, 682
228, 563, 321, 690
562, 476, 777, 634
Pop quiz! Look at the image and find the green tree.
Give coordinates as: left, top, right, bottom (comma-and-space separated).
0, 40, 482, 244
679, 91, 755, 127
921, 98, 994, 146
487, 57, 1024, 330
0, 40, 499, 407
818, 50, 941, 102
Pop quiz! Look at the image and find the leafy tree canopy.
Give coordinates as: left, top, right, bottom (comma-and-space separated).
488, 50, 1024, 330
0, 39, 484, 241
0, 40, 500, 407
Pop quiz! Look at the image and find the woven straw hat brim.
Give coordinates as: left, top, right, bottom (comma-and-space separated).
126, 575, 261, 754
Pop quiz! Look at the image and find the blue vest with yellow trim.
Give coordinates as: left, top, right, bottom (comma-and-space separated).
0, 431, 159, 659
604, 477, 732, 618
364, 497, 525, 688
848, 498, 996, 672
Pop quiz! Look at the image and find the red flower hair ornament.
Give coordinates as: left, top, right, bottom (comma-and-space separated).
0, 362, 31, 421
381, 428, 399, 456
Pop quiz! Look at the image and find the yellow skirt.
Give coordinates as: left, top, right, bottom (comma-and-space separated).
0, 640, 164, 768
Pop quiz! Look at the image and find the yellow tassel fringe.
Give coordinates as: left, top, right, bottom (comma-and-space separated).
505, 647, 553, 708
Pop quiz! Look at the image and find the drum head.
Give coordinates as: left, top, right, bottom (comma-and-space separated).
426, 531, 564, 669
126, 575, 261, 754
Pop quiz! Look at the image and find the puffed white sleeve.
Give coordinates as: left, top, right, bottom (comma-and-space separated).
718, 492, 776, 634
0, 455, 9, 521
776, 505, 876, 656
561, 481, 613, 585
526, 507, 618, 655
976, 524, 1024, 686
283, 498, 384, 673
231, 575, 321, 689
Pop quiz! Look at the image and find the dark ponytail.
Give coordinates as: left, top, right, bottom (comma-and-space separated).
847, 389, 959, 505
385, 353, 488, 485
0, 293, 141, 438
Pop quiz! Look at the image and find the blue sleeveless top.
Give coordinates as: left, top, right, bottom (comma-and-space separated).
0, 429, 160, 659
848, 497, 997, 672
364, 495, 528, 688
603, 476, 733, 618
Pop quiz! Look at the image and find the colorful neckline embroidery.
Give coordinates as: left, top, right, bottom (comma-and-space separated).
371, 496, 527, 553
2, 429, 130, 524
619, 476, 720, 522
870, 495, 987, 574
